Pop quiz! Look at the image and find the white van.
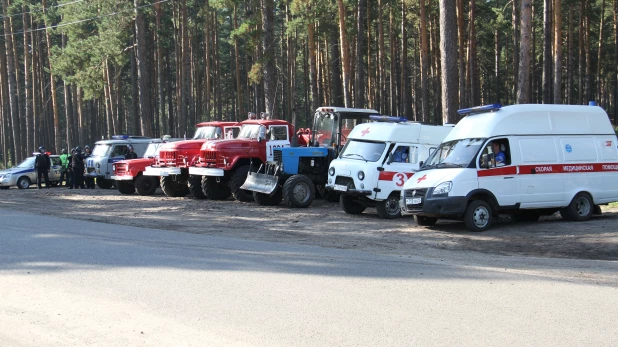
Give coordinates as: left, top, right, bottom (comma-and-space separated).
86, 136, 154, 189
400, 103, 618, 231
326, 116, 453, 218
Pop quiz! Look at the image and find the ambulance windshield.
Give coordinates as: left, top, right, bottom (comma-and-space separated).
193, 126, 223, 139
340, 140, 386, 162
422, 138, 485, 169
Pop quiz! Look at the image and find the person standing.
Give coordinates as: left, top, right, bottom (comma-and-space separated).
66, 149, 74, 188
71, 147, 86, 189
83, 145, 95, 189
35, 146, 51, 189
59, 149, 70, 186
125, 144, 138, 160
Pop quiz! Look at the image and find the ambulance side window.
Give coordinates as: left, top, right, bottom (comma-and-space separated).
392, 146, 410, 163
480, 138, 511, 167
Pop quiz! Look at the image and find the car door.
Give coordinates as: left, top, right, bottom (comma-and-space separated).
376, 145, 419, 199
50, 157, 62, 180
477, 138, 520, 207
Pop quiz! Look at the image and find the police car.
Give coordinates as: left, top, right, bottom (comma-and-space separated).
0, 155, 62, 189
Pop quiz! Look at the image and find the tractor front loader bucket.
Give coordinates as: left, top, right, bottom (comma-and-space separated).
240, 171, 279, 195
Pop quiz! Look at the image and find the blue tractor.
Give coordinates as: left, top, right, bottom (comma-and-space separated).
241, 107, 378, 207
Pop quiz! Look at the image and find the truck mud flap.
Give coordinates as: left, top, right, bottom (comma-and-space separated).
240, 171, 278, 195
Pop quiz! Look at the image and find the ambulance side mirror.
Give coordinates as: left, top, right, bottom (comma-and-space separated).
481, 154, 491, 169
419, 161, 424, 168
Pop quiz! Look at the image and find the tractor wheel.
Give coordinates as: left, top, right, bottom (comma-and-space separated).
201, 176, 230, 200
464, 200, 493, 232
560, 192, 593, 221
414, 215, 438, 226
282, 175, 315, 208
340, 195, 366, 215
135, 175, 157, 196
253, 189, 283, 206
376, 194, 402, 219
96, 178, 113, 189
188, 175, 206, 199
229, 165, 254, 202
160, 176, 188, 197
316, 184, 340, 202
17, 176, 31, 189
116, 180, 135, 194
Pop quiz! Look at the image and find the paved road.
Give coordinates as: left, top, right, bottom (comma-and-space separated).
1, 208, 617, 346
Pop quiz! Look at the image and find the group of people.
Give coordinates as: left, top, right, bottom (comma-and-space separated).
35, 145, 95, 189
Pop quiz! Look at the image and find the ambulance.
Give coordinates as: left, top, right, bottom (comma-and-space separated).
400, 103, 618, 231
325, 116, 453, 218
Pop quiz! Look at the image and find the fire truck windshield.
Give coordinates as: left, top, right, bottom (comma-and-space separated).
193, 126, 223, 139
143, 143, 163, 158
238, 124, 266, 139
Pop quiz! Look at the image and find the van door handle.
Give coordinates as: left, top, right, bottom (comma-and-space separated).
503, 176, 515, 179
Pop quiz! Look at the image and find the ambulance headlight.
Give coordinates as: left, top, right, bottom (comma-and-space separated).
329, 167, 335, 176
357, 171, 365, 181
433, 181, 452, 196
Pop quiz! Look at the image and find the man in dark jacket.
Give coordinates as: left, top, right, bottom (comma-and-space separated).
71, 147, 86, 189
35, 146, 51, 189
125, 144, 138, 160
83, 145, 95, 189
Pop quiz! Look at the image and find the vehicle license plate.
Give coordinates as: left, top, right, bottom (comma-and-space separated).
406, 198, 422, 205
334, 184, 348, 192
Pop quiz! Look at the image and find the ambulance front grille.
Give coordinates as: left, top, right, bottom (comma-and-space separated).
404, 188, 427, 213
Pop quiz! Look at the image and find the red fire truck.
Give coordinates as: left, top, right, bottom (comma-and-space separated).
143, 121, 240, 198
188, 113, 300, 202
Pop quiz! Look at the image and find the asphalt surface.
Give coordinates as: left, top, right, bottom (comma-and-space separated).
1, 208, 617, 346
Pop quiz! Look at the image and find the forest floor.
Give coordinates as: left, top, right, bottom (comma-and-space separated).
1, 186, 617, 261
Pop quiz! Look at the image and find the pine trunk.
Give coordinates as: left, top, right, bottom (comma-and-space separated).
440, 0, 459, 124
3, 0, 20, 162
554, 0, 562, 103
355, 0, 366, 108
337, 0, 352, 107
517, 0, 533, 103
542, 0, 552, 103
135, 0, 153, 136
261, 0, 276, 118
420, 0, 430, 122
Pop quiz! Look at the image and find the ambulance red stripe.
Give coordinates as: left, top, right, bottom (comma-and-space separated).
378, 171, 414, 181
476, 162, 618, 177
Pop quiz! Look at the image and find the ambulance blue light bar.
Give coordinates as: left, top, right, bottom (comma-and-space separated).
369, 115, 408, 123
457, 103, 502, 116
111, 135, 130, 140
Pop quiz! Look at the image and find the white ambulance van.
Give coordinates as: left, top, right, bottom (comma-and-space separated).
325, 116, 453, 218
400, 103, 618, 231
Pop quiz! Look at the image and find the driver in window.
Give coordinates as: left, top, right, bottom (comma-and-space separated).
392, 147, 409, 163
492, 142, 506, 166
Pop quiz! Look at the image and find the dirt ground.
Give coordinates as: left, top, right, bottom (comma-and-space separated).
1, 186, 617, 261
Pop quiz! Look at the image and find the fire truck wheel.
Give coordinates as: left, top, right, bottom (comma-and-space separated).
376, 194, 402, 219
414, 215, 438, 226
316, 184, 340, 202
253, 189, 283, 206
282, 175, 315, 208
160, 176, 188, 197
340, 195, 366, 214
188, 175, 206, 199
560, 192, 593, 221
229, 165, 254, 202
135, 175, 157, 196
96, 178, 113, 189
201, 176, 230, 200
116, 181, 135, 195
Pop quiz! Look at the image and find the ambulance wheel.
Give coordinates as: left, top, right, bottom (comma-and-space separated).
340, 195, 366, 215
512, 211, 540, 222
17, 176, 30, 189
160, 176, 188, 197
201, 176, 230, 200
414, 215, 438, 226
188, 175, 206, 199
253, 189, 283, 206
282, 175, 315, 208
316, 184, 340, 202
96, 178, 113, 189
560, 192, 593, 221
116, 181, 135, 195
135, 175, 157, 196
229, 165, 254, 202
464, 200, 493, 232
376, 194, 402, 219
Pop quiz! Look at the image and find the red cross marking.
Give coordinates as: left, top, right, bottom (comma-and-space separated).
416, 174, 427, 184
360, 127, 371, 136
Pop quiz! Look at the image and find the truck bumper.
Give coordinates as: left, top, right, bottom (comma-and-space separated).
144, 167, 181, 177
111, 175, 134, 181
188, 167, 224, 177
325, 184, 372, 196
400, 194, 468, 218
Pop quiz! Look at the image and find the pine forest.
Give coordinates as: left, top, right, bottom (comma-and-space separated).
0, 0, 616, 165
